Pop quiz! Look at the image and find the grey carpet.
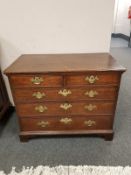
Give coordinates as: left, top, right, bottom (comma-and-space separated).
0, 47, 131, 172
111, 38, 129, 48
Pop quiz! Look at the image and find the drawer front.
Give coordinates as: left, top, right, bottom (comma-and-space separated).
66, 72, 120, 86
10, 75, 63, 88
14, 87, 118, 102
17, 102, 115, 116
20, 116, 113, 131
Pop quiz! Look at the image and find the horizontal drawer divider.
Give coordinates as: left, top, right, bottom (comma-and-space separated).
15, 99, 116, 103
16, 100, 116, 103
18, 114, 114, 118
64, 84, 119, 87
12, 84, 119, 89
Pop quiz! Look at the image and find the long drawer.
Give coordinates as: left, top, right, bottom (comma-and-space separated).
20, 116, 113, 131
17, 101, 115, 116
13, 87, 118, 102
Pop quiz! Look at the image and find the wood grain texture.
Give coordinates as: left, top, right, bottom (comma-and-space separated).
17, 101, 115, 116
4, 53, 126, 74
19, 130, 114, 142
13, 86, 118, 103
10, 75, 63, 88
66, 72, 121, 86
20, 115, 113, 132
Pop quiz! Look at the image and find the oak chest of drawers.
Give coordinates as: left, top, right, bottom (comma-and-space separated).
4, 53, 126, 142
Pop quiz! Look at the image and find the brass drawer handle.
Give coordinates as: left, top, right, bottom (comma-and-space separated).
84, 104, 97, 111
35, 105, 48, 113
60, 103, 72, 110
84, 120, 96, 127
31, 76, 44, 85
37, 121, 49, 128
85, 90, 98, 98
32, 92, 45, 99
85, 75, 99, 84
58, 89, 72, 97
60, 117, 72, 124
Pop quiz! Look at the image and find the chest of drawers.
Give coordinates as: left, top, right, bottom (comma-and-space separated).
4, 53, 126, 142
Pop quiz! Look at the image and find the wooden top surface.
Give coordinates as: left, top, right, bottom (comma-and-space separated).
4, 53, 126, 74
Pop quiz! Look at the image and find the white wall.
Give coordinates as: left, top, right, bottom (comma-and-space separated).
0, 0, 115, 103
113, 0, 130, 36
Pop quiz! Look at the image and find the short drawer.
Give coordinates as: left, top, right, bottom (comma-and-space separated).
20, 115, 113, 131
17, 101, 115, 116
66, 72, 120, 86
14, 87, 118, 102
10, 74, 63, 88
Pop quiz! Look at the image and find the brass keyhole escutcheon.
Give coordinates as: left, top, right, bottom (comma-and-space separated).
32, 92, 45, 99
35, 105, 48, 113
37, 121, 49, 128
31, 76, 44, 85
84, 104, 97, 111
60, 117, 72, 124
85, 75, 99, 84
85, 90, 98, 98
84, 120, 96, 127
60, 103, 72, 110
58, 89, 72, 97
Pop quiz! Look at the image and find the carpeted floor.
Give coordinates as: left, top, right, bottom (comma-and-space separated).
0, 46, 131, 172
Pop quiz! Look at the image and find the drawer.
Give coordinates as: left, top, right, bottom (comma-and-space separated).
10, 74, 63, 88
20, 115, 113, 131
14, 87, 118, 102
17, 101, 115, 116
66, 72, 120, 86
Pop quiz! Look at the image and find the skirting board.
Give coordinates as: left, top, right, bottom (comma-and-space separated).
112, 33, 131, 48
112, 33, 129, 41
